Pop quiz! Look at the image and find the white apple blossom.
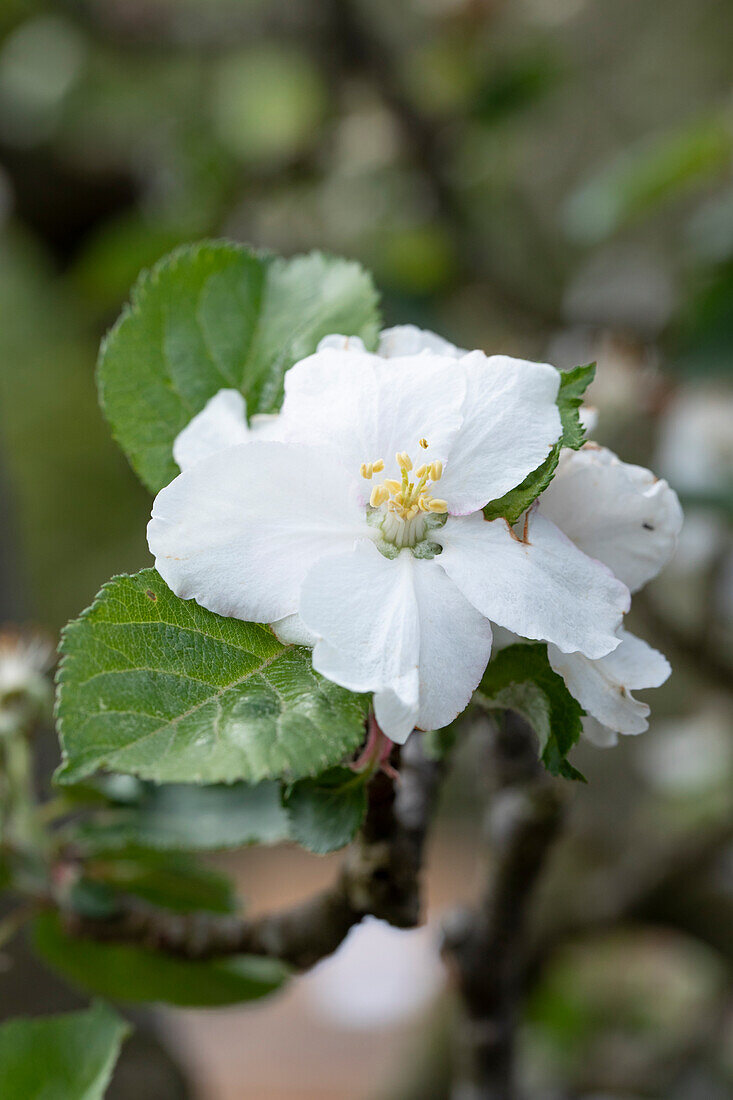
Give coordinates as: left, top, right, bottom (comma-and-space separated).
148, 328, 631, 744
538, 445, 683, 746
0, 629, 53, 736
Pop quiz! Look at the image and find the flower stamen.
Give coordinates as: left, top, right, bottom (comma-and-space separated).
360, 459, 385, 480
361, 441, 449, 548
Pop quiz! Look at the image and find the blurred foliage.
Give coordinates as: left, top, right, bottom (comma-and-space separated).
33, 911, 290, 1007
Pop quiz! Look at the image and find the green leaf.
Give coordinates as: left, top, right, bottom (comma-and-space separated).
86, 850, 238, 914
70, 780, 290, 853
483, 362, 595, 524
0, 1001, 130, 1100
55, 570, 369, 786
32, 913, 289, 1007
557, 362, 595, 451
98, 241, 381, 492
477, 643, 585, 780
284, 767, 368, 854
483, 446, 561, 525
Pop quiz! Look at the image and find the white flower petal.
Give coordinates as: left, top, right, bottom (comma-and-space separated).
173, 389, 250, 472
539, 445, 683, 592
299, 543, 492, 743
548, 629, 670, 736
378, 325, 465, 358
373, 675, 420, 745
412, 558, 493, 731
436, 510, 629, 659
248, 413, 282, 440
271, 613, 318, 648
300, 543, 421, 743
582, 717, 619, 748
149, 442, 365, 623
172, 389, 282, 472
316, 333, 368, 354
279, 349, 465, 494
438, 353, 562, 514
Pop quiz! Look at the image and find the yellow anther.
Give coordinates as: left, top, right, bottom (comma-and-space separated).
361, 440, 448, 531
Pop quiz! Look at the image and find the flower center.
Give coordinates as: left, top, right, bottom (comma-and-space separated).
360, 440, 447, 551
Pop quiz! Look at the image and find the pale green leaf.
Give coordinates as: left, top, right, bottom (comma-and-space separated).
0, 1001, 129, 1100
55, 570, 369, 786
70, 780, 290, 852
98, 241, 381, 492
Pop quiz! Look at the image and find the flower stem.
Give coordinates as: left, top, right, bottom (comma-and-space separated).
350, 712, 396, 777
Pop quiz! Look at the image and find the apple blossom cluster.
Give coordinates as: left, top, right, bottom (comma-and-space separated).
148, 326, 682, 748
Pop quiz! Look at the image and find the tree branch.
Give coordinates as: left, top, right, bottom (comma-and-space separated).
59, 734, 443, 970
442, 712, 564, 1100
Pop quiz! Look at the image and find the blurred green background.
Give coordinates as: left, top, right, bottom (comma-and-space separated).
0, 1, 731, 1098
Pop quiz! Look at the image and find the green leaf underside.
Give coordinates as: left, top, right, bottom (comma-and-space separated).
98, 241, 381, 492
556, 362, 596, 451
71, 780, 290, 853
478, 643, 585, 780
32, 913, 289, 1008
55, 569, 369, 787
483, 362, 596, 524
284, 767, 368, 854
0, 1001, 129, 1100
